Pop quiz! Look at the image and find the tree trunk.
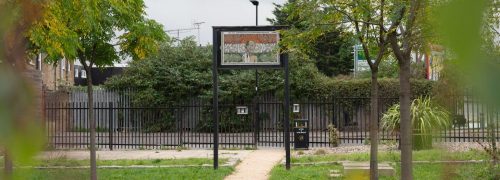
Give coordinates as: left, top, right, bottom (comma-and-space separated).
3, 151, 12, 179
85, 66, 97, 180
399, 58, 412, 180
370, 70, 379, 180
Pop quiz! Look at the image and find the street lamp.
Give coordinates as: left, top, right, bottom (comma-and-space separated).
250, 0, 259, 26
250, 0, 260, 143
249, 0, 259, 94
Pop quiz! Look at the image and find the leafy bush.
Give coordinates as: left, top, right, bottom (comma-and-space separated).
106, 38, 435, 104
381, 97, 451, 150
328, 124, 339, 147
195, 108, 253, 133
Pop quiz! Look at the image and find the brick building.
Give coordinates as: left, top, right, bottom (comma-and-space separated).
27, 54, 75, 90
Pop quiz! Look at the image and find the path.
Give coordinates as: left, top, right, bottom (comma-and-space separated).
225, 149, 285, 180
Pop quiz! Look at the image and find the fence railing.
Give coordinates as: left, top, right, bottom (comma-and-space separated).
43, 89, 499, 150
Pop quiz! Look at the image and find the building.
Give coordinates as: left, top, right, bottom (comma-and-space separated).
425, 45, 445, 81
74, 62, 125, 86
27, 53, 75, 91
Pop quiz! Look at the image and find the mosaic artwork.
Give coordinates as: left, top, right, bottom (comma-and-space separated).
221, 31, 280, 65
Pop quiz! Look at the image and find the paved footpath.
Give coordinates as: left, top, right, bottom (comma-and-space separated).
225, 149, 285, 180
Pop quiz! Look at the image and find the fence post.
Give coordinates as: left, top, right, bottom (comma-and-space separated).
253, 99, 259, 148
177, 108, 183, 146
108, 102, 113, 150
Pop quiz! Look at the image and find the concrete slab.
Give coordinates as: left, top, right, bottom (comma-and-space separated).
343, 162, 395, 178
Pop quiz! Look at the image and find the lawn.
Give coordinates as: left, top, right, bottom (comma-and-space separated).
291, 149, 490, 163
1, 157, 234, 180
270, 149, 497, 180
0, 157, 228, 167
10, 167, 234, 180
35, 157, 229, 167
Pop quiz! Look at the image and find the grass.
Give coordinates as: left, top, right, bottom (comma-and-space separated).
292, 149, 490, 163
269, 149, 497, 180
270, 162, 496, 180
8, 167, 234, 180
380, 163, 498, 180
270, 163, 343, 180
12, 157, 229, 167
1, 158, 234, 180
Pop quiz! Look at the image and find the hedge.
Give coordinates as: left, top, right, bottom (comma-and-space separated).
291, 78, 435, 100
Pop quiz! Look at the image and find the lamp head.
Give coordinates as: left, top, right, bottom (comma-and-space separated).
250, 0, 259, 6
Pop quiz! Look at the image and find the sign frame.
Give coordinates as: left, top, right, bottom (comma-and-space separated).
212, 26, 291, 170
213, 26, 287, 69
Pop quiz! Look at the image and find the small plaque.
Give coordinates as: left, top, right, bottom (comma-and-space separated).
236, 106, 248, 115
293, 104, 300, 113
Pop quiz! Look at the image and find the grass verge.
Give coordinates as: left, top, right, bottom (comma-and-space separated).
269, 149, 497, 180
292, 149, 489, 163
1, 158, 234, 180
8, 167, 234, 180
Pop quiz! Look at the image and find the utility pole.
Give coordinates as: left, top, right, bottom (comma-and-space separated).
193, 21, 205, 45
165, 21, 205, 45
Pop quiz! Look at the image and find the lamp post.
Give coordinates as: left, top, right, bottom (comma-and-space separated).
250, 0, 259, 26
250, 0, 260, 145
250, 1, 259, 94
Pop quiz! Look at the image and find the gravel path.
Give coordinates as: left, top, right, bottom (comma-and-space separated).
225, 150, 284, 180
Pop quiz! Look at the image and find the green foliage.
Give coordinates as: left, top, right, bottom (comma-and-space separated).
106, 38, 210, 106
107, 37, 435, 103
0, 66, 45, 164
299, 78, 434, 100
381, 97, 451, 150
27, 0, 167, 66
357, 59, 427, 79
269, 0, 355, 76
327, 124, 339, 147
195, 108, 253, 133
0, 0, 45, 169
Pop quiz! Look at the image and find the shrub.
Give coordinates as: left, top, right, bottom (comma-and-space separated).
328, 124, 339, 147
381, 97, 451, 150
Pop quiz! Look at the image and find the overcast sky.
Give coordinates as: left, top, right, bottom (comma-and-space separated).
144, 0, 287, 45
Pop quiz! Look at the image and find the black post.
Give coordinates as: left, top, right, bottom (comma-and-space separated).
255, 2, 258, 26
253, 0, 260, 146
253, 97, 258, 148
177, 109, 183, 146
284, 54, 291, 170
108, 102, 113, 151
212, 29, 219, 170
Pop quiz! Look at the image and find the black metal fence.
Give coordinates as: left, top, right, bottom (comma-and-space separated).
44, 90, 499, 150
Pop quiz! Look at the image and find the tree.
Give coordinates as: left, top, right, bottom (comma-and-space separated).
268, 1, 354, 77
282, 0, 409, 178
1, 1, 45, 178
27, 1, 166, 179
387, 1, 426, 178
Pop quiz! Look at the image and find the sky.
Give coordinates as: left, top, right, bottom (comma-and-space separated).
144, 0, 287, 45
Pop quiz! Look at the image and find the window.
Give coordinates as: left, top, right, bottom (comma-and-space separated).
61, 60, 66, 70
75, 69, 79, 78
81, 70, 87, 78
